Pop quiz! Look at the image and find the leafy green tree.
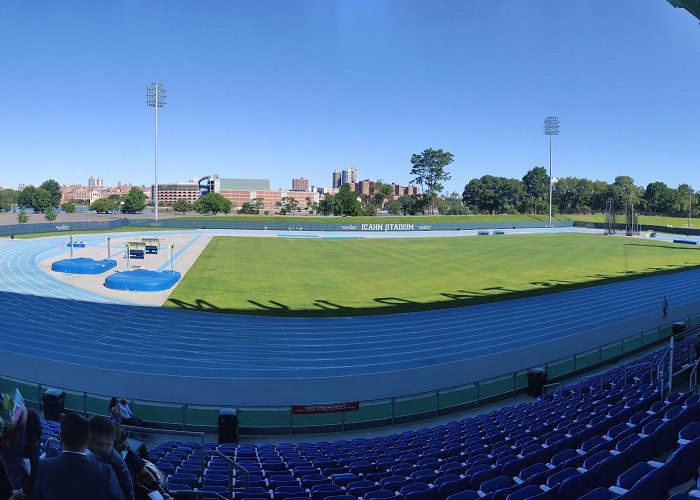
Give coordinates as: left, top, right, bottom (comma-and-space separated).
275, 196, 301, 215
0, 189, 17, 212
44, 208, 57, 222
305, 197, 315, 214
195, 192, 232, 215
121, 187, 147, 214
39, 179, 62, 208
371, 181, 395, 209
675, 184, 693, 215
644, 182, 676, 214
17, 186, 36, 210
334, 185, 363, 216
90, 198, 117, 213
32, 188, 53, 213
522, 167, 549, 214
60, 200, 76, 213
237, 197, 265, 214
17, 210, 28, 223
173, 198, 193, 215
385, 198, 402, 215
316, 195, 337, 216
410, 148, 453, 214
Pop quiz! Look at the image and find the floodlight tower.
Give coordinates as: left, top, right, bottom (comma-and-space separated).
544, 116, 560, 224
147, 83, 167, 222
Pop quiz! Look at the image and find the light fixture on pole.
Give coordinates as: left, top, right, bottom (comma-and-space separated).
147, 83, 167, 223
544, 116, 560, 224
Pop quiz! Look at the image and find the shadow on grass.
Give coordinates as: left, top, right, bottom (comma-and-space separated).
164, 264, 700, 318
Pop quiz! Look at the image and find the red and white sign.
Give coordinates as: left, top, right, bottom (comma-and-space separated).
291, 402, 360, 414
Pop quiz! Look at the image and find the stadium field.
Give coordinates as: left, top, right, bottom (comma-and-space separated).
165, 232, 700, 316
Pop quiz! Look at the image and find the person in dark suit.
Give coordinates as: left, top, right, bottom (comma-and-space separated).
20, 410, 42, 499
33, 412, 123, 500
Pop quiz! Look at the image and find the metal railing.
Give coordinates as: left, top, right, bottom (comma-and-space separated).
690, 358, 700, 394
3, 316, 696, 435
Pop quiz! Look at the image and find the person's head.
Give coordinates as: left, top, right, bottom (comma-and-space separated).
59, 412, 89, 453
23, 409, 42, 458
88, 415, 116, 458
119, 398, 127, 406
109, 397, 118, 410
114, 425, 128, 458
136, 443, 149, 461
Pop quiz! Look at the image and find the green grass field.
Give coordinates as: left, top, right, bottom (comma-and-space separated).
172, 214, 552, 224
0, 227, 194, 239
165, 233, 700, 317
171, 213, 696, 228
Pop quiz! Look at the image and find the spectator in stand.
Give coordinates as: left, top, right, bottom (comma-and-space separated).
109, 398, 122, 425
87, 417, 134, 500
116, 399, 144, 427
114, 428, 169, 500
21, 410, 42, 499
33, 412, 123, 500
0, 454, 24, 500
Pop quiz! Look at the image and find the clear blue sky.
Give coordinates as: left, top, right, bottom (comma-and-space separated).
1, 1, 699, 194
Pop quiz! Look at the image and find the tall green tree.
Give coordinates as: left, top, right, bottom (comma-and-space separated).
17, 186, 36, 210
39, 179, 62, 208
237, 197, 265, 214
644, 182, 676, 214
334, 184, 363, 216
195, 192, 232, 215
275, 196, 301, 215
173, 198, 193, 215
0, 189, 17, 212
90, 198, 117, 213
32, 188, 53, 213
522, 167, 549, 214
121, 187, 147, 214
60, 200, 76, 213
44, 208, 57, 222
410, 148, 453, 214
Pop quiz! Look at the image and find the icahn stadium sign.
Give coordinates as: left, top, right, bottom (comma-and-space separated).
339, 224, 432, 231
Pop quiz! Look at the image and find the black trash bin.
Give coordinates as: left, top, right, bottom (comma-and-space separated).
218, 408, 238, 444
527, 368, 548, 397
42, 389, 66, 422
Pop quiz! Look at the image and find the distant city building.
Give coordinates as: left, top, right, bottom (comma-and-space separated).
152, 182, 200, 204
341, 168, 358, 186
88, 177, 96, 190
62, 182, 150, 203
198, 175, 318, 209
17, 183, 27, 190
332, 171, 341, 188
292, 178, 310, 192
96, 177, 104, 188
358, 179, 371, 196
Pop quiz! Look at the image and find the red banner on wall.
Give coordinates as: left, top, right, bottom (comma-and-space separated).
292, 402, 360, 414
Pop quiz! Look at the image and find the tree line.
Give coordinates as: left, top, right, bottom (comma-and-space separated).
462, 168, 696, 216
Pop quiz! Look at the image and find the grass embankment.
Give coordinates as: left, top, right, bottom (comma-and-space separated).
166, 233, 700, 317
0, 227, 194, 239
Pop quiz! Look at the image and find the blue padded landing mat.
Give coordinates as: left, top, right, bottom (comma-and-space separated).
51, 258, 117, 274
104, 269, 181, 291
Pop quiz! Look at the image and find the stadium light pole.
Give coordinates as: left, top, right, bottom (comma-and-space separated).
544, 116, 560, 224
147, 83, 167, 223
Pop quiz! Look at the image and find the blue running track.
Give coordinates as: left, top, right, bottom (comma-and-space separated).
0, 229, 699, 406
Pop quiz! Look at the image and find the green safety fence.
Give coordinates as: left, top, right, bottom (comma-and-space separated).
2, 317, 698, 435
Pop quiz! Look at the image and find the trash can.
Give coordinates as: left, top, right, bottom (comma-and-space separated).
218, 408, 238, 444
527, 368, 548, 397
673, 322, 686, 336
42, 389, 66, 422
